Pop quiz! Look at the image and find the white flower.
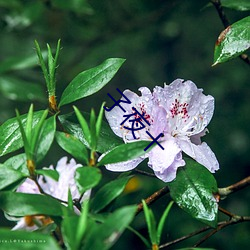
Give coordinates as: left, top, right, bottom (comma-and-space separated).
12, 157, 90, 231
103, 79, 219, 182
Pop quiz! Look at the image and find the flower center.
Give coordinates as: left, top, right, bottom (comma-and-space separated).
170, 99, 190, 121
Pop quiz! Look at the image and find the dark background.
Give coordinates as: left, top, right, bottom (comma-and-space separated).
0, 0, 249, 249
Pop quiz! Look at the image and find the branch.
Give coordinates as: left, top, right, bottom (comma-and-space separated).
159, 216, 250, 249
218, 176, 250, 198
211, 0, 250, 66
193, 216, 250, 247
136, 186, 169, 215
134, 169, 156, 178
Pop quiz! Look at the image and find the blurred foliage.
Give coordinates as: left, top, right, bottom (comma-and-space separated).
0, 0, 249, 249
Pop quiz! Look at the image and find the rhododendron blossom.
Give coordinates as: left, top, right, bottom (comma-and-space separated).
103, 79, 219, 182
11, 157, 89, 231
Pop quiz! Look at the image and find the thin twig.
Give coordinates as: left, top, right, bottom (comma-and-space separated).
218, 176, 250, 198
211, 0, 250, 66
136, 186, 169, 215
134, 169, 156, 178
159, 216, 250, 249
218, 206, 235, 218
193, 216, 250, 247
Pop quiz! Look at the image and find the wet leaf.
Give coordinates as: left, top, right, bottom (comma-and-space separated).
36, 116, 56, 162
59, 58, 125, 106
0, 192, 65, 216
56, 131, 89, 165
59, 112, 123, 153
0, 164, 27, 190
0, 111, 44, 157
168, 159, 218, 227
75, 167, 102, 194
97, 140, 151, 166
213, 16, 250, 65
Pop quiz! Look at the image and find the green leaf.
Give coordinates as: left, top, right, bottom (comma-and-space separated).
0, 164, 27, 190
0, 192, 65, 216
157, 201, 174, 244
59, 113, 123, 153
168, 159, 218, 227
89, 108, 97, 150
0, 76, 46, 102
56, 131, 89, 165
62, 215, 80, 250
59, 58, 125, 106
36, 116, 56, 162
73, 106, 91, 147
83, 205, 137, 250
75, 167, 102, 194
36, 169, 59, 181
96, 102, 105, 140
221, 0, 250, 11
0, 110, 44, 157
142, 200, 157, 245
4, 153, 28, 175
97, 140, 151, 166
213, 16, 250, 65
62, 201, 89, 250
91, 176, 132, 213
0, 228, 60, 250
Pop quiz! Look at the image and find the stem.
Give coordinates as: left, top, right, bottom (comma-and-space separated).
193, 216, 250, 247
134, 169, 156, 178
210, 0, 250, 66
218, 176, 250, 198
136, 186, 169, 215
159, 216, 250, 249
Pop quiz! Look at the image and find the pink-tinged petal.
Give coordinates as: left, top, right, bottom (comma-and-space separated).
148, 137, 185, 182
149, 106, 168, 137
153, 79, 214, 136
105, 88, 155, 141
179, 139, 219, 173
105, 156, 146, 172
190, 129, 208, 145
105, 90, 139, 138
16, 178, 40, 194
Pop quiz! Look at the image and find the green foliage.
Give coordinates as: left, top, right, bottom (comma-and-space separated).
0, 192, 66, 216
97, 140, 152, 166
59, 58, 125, 107
59, 113, 123, 153
83, 205, 137, 250
142, 200, 174, 247
0, 164, 27, 190
0, 110, 44, 157
0, 228, 60, 250
213, 16, 250, 65
35, 40, 61, 97
91, 176, 132, 213
168, 159, 218, 227
221, 0, 250, 11
56, 131, 89, 165
75, 167, 102, 194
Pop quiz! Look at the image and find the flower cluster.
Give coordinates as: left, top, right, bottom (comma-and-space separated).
11, 157, 89, 231
103, 79, 219, 182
